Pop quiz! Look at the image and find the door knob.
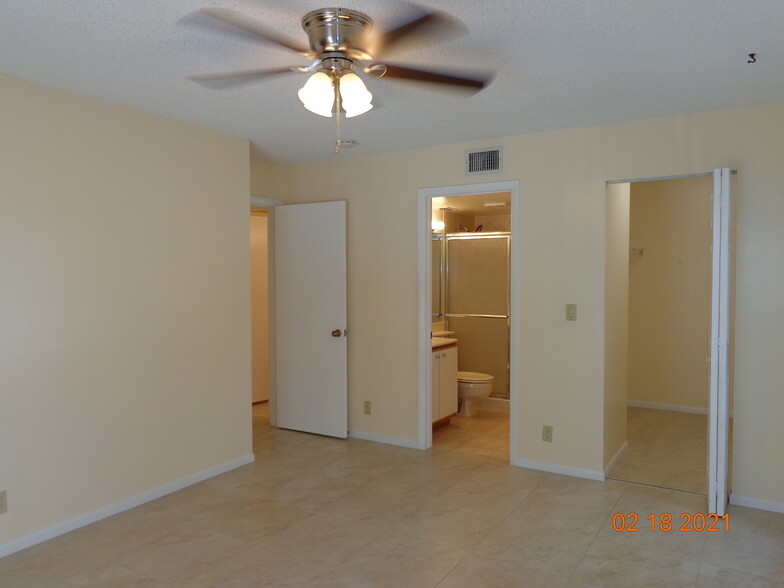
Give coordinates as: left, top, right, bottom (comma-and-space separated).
331, 329, 342, 337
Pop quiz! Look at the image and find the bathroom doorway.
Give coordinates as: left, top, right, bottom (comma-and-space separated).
605, 173, 735, 502
417, 181, 520, 462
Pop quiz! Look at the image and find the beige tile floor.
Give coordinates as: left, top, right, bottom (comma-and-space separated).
432, 407, 510, 462
1, 404, 782, 587
607, 407, 709, 495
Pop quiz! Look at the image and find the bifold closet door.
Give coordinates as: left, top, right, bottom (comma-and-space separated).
708, 168, 734, 516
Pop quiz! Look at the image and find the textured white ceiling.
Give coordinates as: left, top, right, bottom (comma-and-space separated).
2, 1, 783, 165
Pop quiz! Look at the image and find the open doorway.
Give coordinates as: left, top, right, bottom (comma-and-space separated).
606, 174, 734, 499
417, 180, 520, 463
431, 193, 511, 459
250, 210, 270, 407
250, 209, 272, 431
249, 196, 283, 427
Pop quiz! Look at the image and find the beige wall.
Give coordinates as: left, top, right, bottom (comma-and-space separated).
250, 159, 289, 200
0, 75, 252, 547
254, 100, 784, 504
474, 214, 512, 233
250, 213, 270, 403
628, 178, 713, 410
604, 183, 630, 466
443, 211, 473, 234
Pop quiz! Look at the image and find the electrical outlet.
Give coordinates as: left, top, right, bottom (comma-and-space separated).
542, 425, 554, 442
0, 490, 6, 515
566, 304, 577, 321
364, 401, 372, 415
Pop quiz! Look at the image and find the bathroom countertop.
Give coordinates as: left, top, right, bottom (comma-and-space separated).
431, 337, 458, 349
432, 330, 456, 338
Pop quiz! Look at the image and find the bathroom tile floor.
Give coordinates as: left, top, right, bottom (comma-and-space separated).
607, 407, 709, 495
2, 404, 782, 587
432, 407, 510, 461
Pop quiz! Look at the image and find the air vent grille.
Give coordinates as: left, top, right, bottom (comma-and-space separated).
466, 147, 502, 175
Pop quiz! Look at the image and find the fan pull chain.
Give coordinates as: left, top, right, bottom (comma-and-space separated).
334, 79, 342, 153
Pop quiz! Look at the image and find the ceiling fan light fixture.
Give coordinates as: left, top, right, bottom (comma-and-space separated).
297, 71, 334, 117
338, 72, 373, 118
343, 101, 373, 118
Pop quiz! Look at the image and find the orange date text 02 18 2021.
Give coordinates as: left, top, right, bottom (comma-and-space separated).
612, 513, 730, 533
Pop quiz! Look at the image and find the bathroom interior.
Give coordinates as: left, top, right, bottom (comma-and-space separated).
430, 192, 512, 460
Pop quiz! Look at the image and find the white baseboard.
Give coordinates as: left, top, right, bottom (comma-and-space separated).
476, 397, 510, 411
627, 400, 707, 415
348, 430, 420, 450
511, 457, 605, 481
729, 494, 784, 514
604, 441, 629, 476
0, 453, 255, 559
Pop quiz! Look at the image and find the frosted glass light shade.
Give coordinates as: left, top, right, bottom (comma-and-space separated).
339, 72, 373, 118
298, 72, 334, 117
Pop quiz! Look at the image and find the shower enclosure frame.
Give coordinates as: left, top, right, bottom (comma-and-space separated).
416, 180, 521, 456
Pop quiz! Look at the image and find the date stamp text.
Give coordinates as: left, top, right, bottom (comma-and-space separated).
612, 513, 729, 532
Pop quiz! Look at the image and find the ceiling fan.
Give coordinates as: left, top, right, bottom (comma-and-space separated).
187, 4, 493, 124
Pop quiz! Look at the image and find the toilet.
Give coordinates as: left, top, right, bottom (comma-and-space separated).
457, 371, 494, 417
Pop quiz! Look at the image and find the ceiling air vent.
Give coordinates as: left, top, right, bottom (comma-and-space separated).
466, 147, 502, 175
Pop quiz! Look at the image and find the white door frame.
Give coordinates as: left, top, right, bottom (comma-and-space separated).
708, 168, 733, 515
251, 196, 284, 210
417, 180, 520, 458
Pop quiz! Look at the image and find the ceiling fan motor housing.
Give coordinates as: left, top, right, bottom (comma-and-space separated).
302, 8, 373, 62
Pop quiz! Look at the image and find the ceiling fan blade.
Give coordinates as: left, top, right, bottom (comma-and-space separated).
194, 8, 314, 56
374, 64, 492, 95
188, 67, 298, 89
371, 5, 467, 58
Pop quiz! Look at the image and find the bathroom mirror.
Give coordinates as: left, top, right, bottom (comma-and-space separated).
432, 234, 443, 321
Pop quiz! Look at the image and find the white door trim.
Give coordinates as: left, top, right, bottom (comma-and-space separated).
417, 180, 520, 460
251, 196, 284, 209
708, 168, 733, 515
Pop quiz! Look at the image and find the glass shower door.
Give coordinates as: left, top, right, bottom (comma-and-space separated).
446, 233, 510, 398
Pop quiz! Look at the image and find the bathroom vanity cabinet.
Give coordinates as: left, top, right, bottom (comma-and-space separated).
431, 343, 458, 427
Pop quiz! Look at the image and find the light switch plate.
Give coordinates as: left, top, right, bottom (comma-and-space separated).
566, 304, 577, 321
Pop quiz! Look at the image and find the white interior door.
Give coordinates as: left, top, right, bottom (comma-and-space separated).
274, 201, 347, 438
708, 168, 733, 515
